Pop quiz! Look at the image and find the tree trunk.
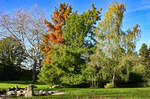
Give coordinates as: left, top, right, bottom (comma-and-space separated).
112, 74, 115, 88
32, 59, 37, 82
91, 75, 94, 88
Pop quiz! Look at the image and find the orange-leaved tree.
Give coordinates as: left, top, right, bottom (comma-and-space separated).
40, 3, 72, 65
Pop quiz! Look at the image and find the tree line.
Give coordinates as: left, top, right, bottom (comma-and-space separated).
0, 2, 150, 88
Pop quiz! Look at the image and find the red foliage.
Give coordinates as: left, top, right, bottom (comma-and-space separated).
55, 24, 62, 30
56, 37, 64, 43
44, 19, 55, 32
49, 33, 56, 42
40, 3, 72, 65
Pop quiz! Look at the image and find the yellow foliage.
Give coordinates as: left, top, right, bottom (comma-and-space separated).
104, 82, 114, 88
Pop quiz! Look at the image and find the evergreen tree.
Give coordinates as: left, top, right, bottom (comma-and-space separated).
139, 43, 149, 65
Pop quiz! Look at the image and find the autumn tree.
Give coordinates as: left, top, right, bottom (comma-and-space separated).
40, 3, 72, 65
89, 2, 140, 87
38, 3, 72, 85
38, 3, 101, 86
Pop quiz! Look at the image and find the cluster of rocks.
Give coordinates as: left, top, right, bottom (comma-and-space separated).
0, 84, 65, 98
0, 84, 36, 98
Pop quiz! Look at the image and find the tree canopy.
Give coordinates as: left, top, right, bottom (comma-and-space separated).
0, 37, 27, 80
38, 3, 102, 86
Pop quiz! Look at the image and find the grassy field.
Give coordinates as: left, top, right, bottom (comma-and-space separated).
0, 81, 49, 90
0, 81, 150, 99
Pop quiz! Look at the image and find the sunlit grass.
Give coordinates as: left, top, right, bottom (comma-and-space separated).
0, 81, 49, 90
1, 81, 150, 99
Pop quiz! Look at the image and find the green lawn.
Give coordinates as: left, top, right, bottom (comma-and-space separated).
0, 81, 49, 90
0, 81, 150, 99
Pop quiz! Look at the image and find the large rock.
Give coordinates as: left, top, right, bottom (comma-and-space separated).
48, 91, 54, 95
38, 90, 43, 95
38, 90, 48, 96
6, 91, 16, 96
42, 91, 48, 95
16, 90, 24, 97
24, 84, 34, 97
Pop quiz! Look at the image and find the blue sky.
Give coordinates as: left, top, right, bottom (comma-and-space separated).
0, 0, 150, 51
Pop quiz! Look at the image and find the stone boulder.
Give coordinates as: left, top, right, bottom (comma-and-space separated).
16, 90, 25, 97
6, 91, 16, 96
48, 91, 54, 95
24, 84, 34, 97
38, 90, 49, 96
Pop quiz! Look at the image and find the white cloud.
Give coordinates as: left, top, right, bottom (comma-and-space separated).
128, 4, 150, 13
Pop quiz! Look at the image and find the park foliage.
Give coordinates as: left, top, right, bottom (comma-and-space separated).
0, 2, 150, 88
